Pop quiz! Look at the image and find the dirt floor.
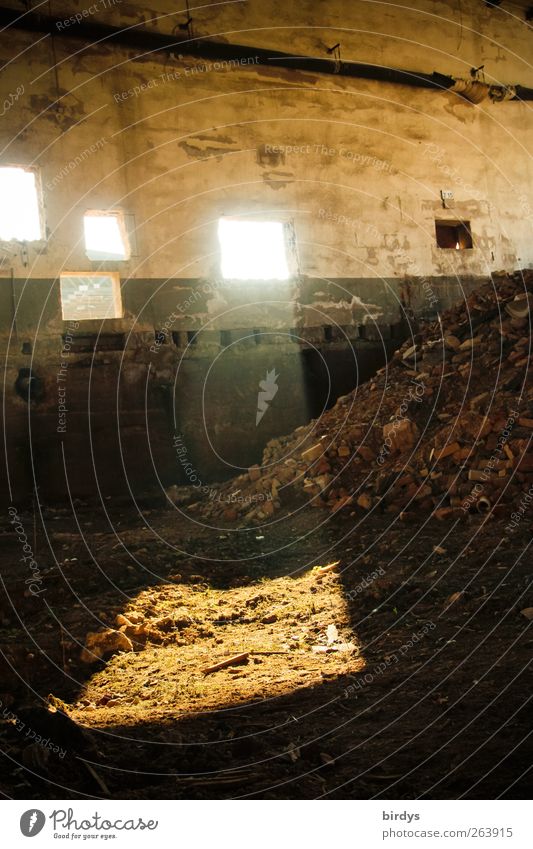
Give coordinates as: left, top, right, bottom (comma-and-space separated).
0, 496, 531, 800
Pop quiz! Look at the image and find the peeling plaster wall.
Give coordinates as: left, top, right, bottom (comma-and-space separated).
0, 0, 532, 297
1, 0, 532, 323
0, 0, 531, 498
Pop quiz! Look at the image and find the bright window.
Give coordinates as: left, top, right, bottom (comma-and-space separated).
83, 212, 129, 261
218, 218, 290, 279
60, 272, 122, 320
0, 167, 42, 241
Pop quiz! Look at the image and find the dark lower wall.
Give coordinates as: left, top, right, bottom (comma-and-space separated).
2, 275, 484, 339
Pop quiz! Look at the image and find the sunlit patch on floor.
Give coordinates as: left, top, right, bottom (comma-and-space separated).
71, 566, 364, 724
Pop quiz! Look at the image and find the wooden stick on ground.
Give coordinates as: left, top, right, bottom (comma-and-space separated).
78, 759, 110, 796
203, 652, 249, 675
315, 560, 340, 575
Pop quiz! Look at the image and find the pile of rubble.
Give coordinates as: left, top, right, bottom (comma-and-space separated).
193, 271, 533, 525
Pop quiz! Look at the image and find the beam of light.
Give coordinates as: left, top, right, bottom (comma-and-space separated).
0, 167, 42, 241
218, 218, 290, 280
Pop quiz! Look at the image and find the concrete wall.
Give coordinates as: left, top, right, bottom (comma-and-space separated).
0, 0, 531, 499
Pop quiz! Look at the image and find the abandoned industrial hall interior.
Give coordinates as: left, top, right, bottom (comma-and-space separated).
1, 0, 533, 812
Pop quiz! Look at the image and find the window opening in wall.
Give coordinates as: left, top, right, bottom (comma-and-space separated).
218, 218, 291, 280
435, 220, 473, 250
59, 272, 122, 321
0, 166, 42, 241
83, 211, 130, 261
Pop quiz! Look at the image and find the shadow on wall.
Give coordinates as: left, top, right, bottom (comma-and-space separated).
161, 340, 399, 486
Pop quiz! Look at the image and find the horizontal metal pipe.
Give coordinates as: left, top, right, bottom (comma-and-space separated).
0, 7, 453, 90
0, 7, 531, 99
514, 85, 533, 101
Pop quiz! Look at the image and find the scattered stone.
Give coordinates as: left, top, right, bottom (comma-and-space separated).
115, 614, 132, 627
444, 335, 461, 350
357, 493, 373, 510
383, 419, 419, 451
326, 624, 338, 644
80, 629, 134, 664
262, 613, 278, 624
444, 591, 463, 609
301, 444, 323, 463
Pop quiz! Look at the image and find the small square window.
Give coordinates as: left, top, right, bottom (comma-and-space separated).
435, 220, 473, 250
218, 218, 291, 280
0, 166, 43, 241
60, 272, 122, 320
83, 211, 130, 261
